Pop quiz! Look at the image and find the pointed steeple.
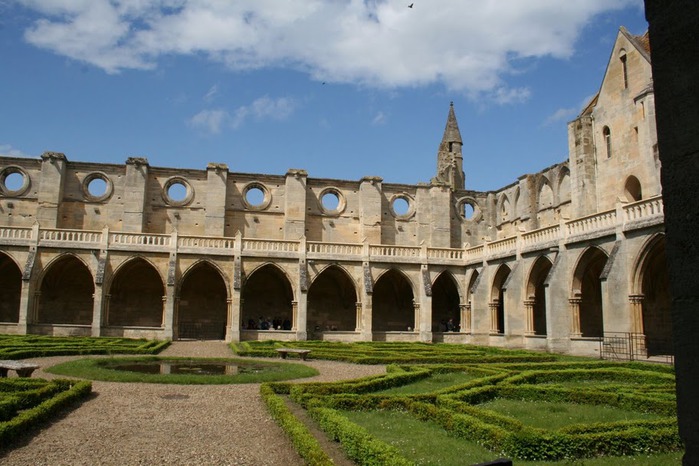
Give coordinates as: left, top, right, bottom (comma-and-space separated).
432, 102, 465, 190
440, 101, 463, 152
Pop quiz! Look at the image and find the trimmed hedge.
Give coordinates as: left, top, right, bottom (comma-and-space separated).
308, 407, 414, 466
0, 379, 92, 446
0, 335, 170, 359
260, 384, 333, 466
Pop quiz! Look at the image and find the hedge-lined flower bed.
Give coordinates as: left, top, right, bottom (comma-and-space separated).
259, 342, 680, 463
0, 378, 92, 445
0, 334, 169, 359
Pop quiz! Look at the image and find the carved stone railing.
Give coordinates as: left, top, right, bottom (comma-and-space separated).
565, 209, 617, 238
0, 196, 666, 266
623, 196, 664, 226
307, 242, 363, 256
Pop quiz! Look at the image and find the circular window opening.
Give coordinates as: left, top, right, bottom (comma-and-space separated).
162, 177, 194, 206
463, 203, 475, 220
392, 196, 410, 216
245, 187, 265, 207
4, 172, 24, 191
321, 191, 340, 211
0, 167, 30, 196
167, 182, 188, 202
87, 177, 108, 197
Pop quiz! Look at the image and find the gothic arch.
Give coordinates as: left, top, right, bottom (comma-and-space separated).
571, 247, 608, 338
526, 256, 553, 336
490, 264, 511, 334
242, 263, 294, 330
308, 265, 358, 335
558, 167, 571, 204
0, 252, 22, 323
177, 261, 228, 340
538, 176, 554, 210
107, 257, 165, 327
632, 234, 671, 355
37, 254, 94, 325
497, 193, 511, 225
372, 268, 415, 332
431, 270, 461, 332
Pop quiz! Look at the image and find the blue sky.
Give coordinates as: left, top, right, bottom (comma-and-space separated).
0, 1, 648, 192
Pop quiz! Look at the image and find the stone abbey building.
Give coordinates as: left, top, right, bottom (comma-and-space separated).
0, 27, 670, 358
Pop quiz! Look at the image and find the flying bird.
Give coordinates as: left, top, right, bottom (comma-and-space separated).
408, 3, 414, 8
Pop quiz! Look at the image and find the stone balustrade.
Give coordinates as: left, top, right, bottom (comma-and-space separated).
0, 196, 666, 265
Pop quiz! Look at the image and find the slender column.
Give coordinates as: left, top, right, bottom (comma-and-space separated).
104, 294, 111, 327
295, 293, 308, 340
459, 303, 471, 333
162, 293, 176, 339
629, 294, 645, 334
354, 302, 362, 332
32, 291, 41, 323
17, 280, 32, 334
413, 302, 420, 332
489, 300, 499, 334
524, 299, 536, 335
569, 297, 582, 337
291, 301, 298, 332
91, 286, 104, 337
226, 297, 241, 342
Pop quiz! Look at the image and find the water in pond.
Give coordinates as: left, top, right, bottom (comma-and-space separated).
106, 361, 270, 376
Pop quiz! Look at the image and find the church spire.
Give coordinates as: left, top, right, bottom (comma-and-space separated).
432, 102, 465, 190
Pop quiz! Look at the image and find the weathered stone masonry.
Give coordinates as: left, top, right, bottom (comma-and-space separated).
0, 27, 670, 357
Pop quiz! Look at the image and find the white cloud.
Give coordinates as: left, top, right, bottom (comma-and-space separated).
371, 111, 387, 126
0, 144, 30, 158
188, 108, 229, 134
17, 0, 641, 100
203, 84, 219, 102
543, 107, 578, 126
189, 96, 297, 133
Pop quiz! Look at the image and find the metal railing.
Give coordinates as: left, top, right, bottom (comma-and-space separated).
600, 332, 674, 364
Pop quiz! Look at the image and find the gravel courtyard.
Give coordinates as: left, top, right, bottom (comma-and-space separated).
0, 341, 386, 466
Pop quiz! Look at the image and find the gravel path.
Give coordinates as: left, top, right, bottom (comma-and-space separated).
0, 341, 385, 465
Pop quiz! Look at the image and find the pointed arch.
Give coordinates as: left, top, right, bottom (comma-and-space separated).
242, 263, 294, 331
490, 264, 511, 334
108, 257, 165, 327
572, 247, 608, 338
372, 269, 415, 332
0, 252, 22, 323
538, 176, 554, 210
526, 256, 553, 336
632, 234, 671, 355
38, 254, 94, 325
558, 167, 571, 204
177, 261, 228, 340
497, 193, 511, 225
431, 271, 461, 332
307, 265, 358, 335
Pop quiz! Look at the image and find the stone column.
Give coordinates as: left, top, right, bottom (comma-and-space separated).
569, 297, 582, 338
91, 286, 104, 337
17, 280, 31, 334
460, 303, 471, 333
122, 157, 149, 233
226, 296, 241, 343
103, 294, 111, 328
524, 299, 536, 335
205, 163, 228, 237
295, 293, 308, 341
354, 302, 362, 332
629, 294, 645, 335
412, 302, 420, 333
284, 169, 307, 240
291, 301, 298, 332
489, 300, 499, 334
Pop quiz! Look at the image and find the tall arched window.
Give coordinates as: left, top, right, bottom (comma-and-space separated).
619, 51, 628, 89
603, 126, 612, 158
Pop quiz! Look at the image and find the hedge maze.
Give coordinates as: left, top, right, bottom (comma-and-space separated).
250, 341, 681, 464
0, 334, 168, 451
0, 334, 170, 359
